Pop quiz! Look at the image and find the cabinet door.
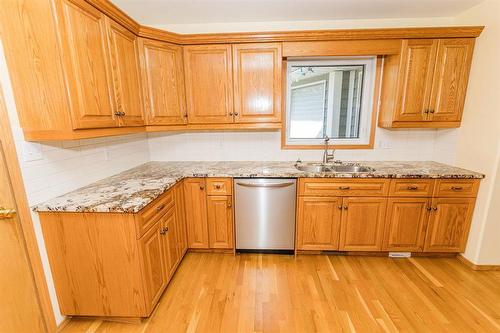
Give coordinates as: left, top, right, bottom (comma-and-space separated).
207, 196, 234, 249
56, 0, 117, 129
106, 18, 144, 126
394, 39, 437, 122
424, 198, 475, 252
139, 39, 187, 125
174, 182, 188, 256
296, 197, 342, 250
183, 45, 233, 124
339, 197, 387, 251
383, 198, 430, 252
139, 221, 167, 308
232, 43, 281, 123
428, 39, 474, 122
183, 178, 209, 248
161, 210, 180, 279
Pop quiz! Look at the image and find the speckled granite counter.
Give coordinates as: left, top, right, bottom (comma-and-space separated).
33, 161, 484, 213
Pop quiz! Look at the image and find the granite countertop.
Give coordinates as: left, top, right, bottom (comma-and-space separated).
33, 161, 484, 214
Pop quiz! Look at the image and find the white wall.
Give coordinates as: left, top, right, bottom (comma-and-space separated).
0, 42, 151, 324
453, 0, 500, 265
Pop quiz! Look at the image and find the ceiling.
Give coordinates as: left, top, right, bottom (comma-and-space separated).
112, 0, 483, 25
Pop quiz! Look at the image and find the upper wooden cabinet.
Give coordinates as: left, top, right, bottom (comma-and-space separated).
232, 43, 282, 123
55, 0, 117, 129
183, 45, 234, 124
379, 38, 474, 128
106, 18, 144, 127
139, 39, 187, 126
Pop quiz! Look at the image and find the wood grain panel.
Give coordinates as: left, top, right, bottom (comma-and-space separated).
206, 178, 232, 195
136, 189, 175, 238
389, 179, 435, 197
283, 39, 402, 56
139, 220, 167, 310
339, 197, 387, 251
183, 45, 234, 124
383, 198, 430, 252
55, 0, 117, 129
233, 43, 281, 123
433, 179, 480, 198
296, 197, 342, 250
106, 18, 144, 126
174, 181, 188, 257
394, 39, 437, 122
429, 38, 475, 122
424, 198, 476, 252
139, 38, 187, 125
299, 178, 390, 197
39, 212, 147, 317
161, 208, 180, 279
207, 196, 234, 249
183, 178, 209, 248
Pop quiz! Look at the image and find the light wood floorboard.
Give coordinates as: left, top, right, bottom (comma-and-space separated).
60, 253, 500, 333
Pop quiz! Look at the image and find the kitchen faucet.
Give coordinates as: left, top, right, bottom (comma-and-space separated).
322, 136, 335, 164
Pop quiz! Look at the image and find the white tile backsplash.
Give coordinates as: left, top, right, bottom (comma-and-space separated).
148, 127, 458, 163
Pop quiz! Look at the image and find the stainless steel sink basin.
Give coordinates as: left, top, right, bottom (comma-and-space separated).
329, 165, 374, 173
295, 163, 374, 173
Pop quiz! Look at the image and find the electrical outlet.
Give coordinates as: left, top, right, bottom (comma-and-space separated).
388, 252, 411, 258
21, 142, 43, 162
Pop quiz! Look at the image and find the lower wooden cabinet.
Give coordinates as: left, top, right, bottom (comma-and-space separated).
339, 197, 387, 251
383, 198, 430, 252
424, 198, 476, 252
39, 186, 188, 318
296, 197, 342, 250
183, 178, 209, 248
207, 195, 234, 249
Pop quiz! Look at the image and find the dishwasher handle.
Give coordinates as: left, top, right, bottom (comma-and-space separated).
236, 181, 295, 188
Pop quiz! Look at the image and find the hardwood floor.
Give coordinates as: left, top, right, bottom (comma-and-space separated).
61, 252, 500, 332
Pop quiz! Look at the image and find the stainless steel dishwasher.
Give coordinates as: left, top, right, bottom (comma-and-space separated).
234, 178, 296, 253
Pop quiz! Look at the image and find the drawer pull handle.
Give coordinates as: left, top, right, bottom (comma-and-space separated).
339, 186, 351, 190
451, 186, 463, 191
407, 186, 418, 190
200, 186, 205, 190
215, 184, 222, 189
156, 204, 165, 212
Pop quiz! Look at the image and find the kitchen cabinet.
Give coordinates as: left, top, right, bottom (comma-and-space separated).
232, 43, 282, 123
383, 198, 430, 252
183, 45, 234, 124
183, 178, 210, 248
55, 0, 117, 129
296, 197, 342, 250
339, 197, 387, 251
207, 195, 234, 249
106, 18, 144, 127
379, 38, 474, 128
38, 186, 187, 318
174, 182, 188, 256
139, 220, 167, 309
424, 198, 476, 252
139, 39, 187, 125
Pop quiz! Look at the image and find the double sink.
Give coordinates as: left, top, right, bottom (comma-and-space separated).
295, 162, 374, 173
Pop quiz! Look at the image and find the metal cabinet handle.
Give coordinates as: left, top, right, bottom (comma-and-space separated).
429, 109, 435, 114
114, 111, 125, 117
424, 109, 429, 114
183, 113, 188, 118
227, 200, 232, 208
407, 186, 418, 190
215, 184, 222, 189
426, 207, 432, 211
156, 204, 165, 212
451, 186, 463, 191
159, 227, 166, 235
0, 207, 17, 219
200, 185, 205, 190
343, 206, 348, 210
236, 182, 294, 188
229, 112, 233, 116
234, 112, 239, 116
433, 207, 438, 211
338, 205, 343, 210
339, 186, 351, 190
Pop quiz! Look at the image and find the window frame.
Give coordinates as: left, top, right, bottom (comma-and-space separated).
282, 56, 380, 150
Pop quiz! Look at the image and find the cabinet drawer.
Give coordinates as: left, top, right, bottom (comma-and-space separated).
206, 178, 232, 195
389, 179, 435, 197
433, 179, 479, 198
137, 190, 175, 238
298, 178, 390, 197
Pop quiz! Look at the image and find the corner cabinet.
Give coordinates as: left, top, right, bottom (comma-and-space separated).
183, 43, 282, 126
38, 183, 187, 318
379, 38, 474, 128
296, 178, 480, 253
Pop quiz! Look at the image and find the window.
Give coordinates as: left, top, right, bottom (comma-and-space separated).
285, 57, 377, 147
